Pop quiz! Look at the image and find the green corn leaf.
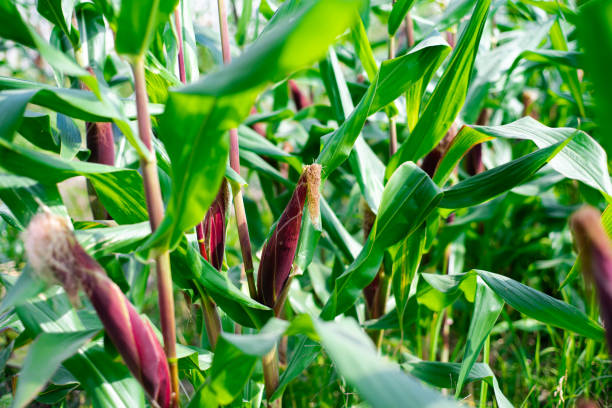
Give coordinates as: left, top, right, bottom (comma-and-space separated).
455, 280, 504, 396
198, 319, 288, 406
417, 272, 478, 312
350, 14, 377, 81
12, 329, 98, 408
17, 111, 59, 152
115, 0, 179, 57
470, 117, 612, 200
189, 244, 273, 328
238, 125, 301, 171
0, 78, 154, 158
76, 222, 151, 257
146, 0, 362, 251
550, 20, 585, 117
15, 288, 145, 408
391, 227, 425, 331
321, 162, 442, 319
312, 318, 459, 408
388, 0, 416, 36
321, 197, 362, 261
463, 21, 552, 123
63, 341, 146, 408
271, 336, 320, 401
0, 139, 148, 224
417, 270, 604, 339
0, 174, 67, 229
579, 0, 612, 157
195, 315, 457, 407
476, 270, 605, 340
512, 49, 583, 70
37, 0, 77, 47
402, 358, 513, 408
439, 139, 571, 209
317, 36, 450, 179
432, 126, 493, 186
0, 78, 132, 123
320, 48, 384, 213
0, 266, 46, 314
236, 0, 253, 46
387, 0, 491, 177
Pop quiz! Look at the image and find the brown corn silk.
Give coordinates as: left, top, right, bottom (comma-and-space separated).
257, 164, 320, 308
571, 206, 612, 353
24, 213, 171, 408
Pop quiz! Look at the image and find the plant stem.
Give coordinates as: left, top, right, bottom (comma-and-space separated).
479, 335, 491, 408
174, 7, 186, 84
373, 269, 390, 350
195, 280, 221, 349
174, 2, 223, 351
262, 346, 281, 407
132, 57, 179, 407
388, 29, 398, 157
404, 12, 414, 48
217, 0, 258, 300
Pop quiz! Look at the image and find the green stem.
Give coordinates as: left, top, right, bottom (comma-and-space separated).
132, 57, 179, 407
194, 280, 221, 350
387, 26, 397, 157
479, 335, 491, 408
429, 311, 444, 361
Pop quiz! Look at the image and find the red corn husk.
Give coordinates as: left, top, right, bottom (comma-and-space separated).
289, 79, 311, 111
81, 68, 115, 220
80, 68, 115, 167
201, 179, 229, 270
24, 213, 171, 408
571, 206, 612, 353
86, 121, 115, 166
257, 164, 320, 308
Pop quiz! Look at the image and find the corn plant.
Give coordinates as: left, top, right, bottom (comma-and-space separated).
0, 0, 611, 407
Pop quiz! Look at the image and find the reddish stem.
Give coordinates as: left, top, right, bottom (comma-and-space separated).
217, 0, 257, 299
132, 58, 179, 407
174, 8, 186, 84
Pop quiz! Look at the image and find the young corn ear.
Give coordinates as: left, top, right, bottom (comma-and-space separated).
257, 164, 321, 308
24, 213, 172, 408
200, 179, 229, 270
570, 206, 612, 353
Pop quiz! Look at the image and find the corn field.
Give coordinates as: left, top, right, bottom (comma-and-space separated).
0, 0, 611, 406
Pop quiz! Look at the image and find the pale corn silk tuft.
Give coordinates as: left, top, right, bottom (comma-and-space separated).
23, 212, 80, 299
305, 164, 321, 225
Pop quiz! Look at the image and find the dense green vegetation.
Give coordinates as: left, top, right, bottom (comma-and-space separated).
0, 0, 611, 406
